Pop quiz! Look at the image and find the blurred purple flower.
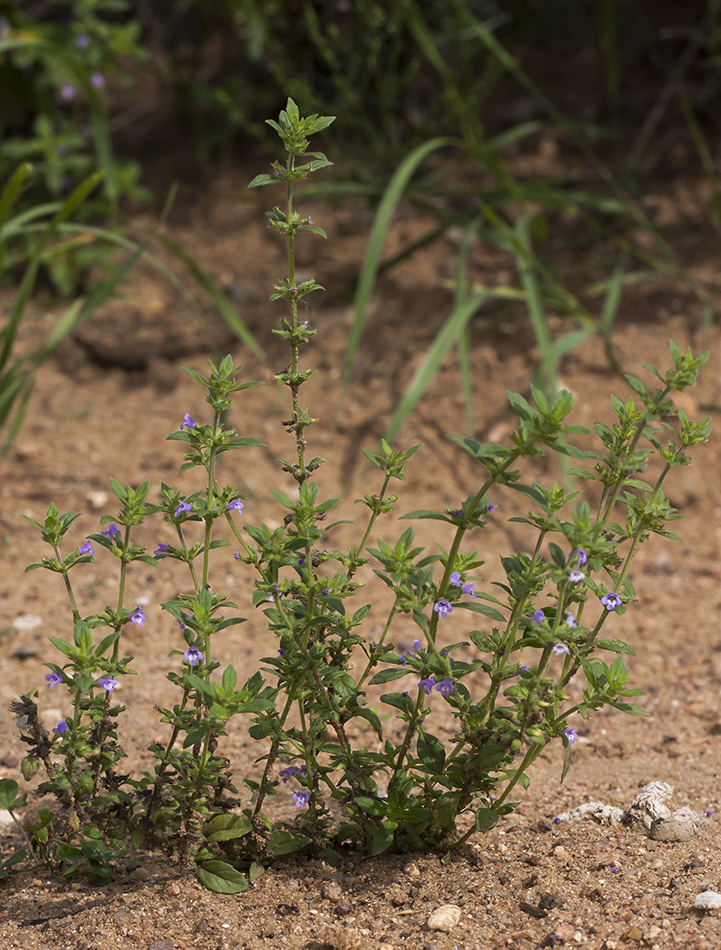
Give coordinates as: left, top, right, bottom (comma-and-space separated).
174, 500, 193, 518
552, 643, 570, 656
563, 728, 578, 745
569, 570, 585, 583
227, 499, 244, 513
564, 611, 578, 628
101, 523, 120, 540
436, 678, 454, 697
130, 607, 146, 627
419, 677, 436, 694
53, 719, 68, 734
45, 672, 63, 689
98, 677, 117, 694
601, 592, 622, 611
179, 414, 196, 430
79, 540, 94, 557
60, 85, 76, 101
530, 609, 545, 624
433, 599, 452, 618
292, 790, 310, 808
154, 542, 168, 557
90, 72, 105, 89
413, 639, 422, 651
183, 647, 203, 666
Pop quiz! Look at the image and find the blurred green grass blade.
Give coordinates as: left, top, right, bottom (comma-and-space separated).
0, 170, 103, 374
342, 136, 453, 396
596, 260, 626, 378
453, 221, 480, 436
155, 233, 266, 362
0, 162, 33, 276
514, 216, 556, 395
382, 290, 491, 444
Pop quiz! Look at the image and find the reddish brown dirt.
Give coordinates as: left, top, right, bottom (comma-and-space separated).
1, 161, 721, 950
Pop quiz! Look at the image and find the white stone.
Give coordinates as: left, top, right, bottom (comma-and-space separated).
13, 614, 42, 631
427, 904, 461, 932
693, 891, 721, 910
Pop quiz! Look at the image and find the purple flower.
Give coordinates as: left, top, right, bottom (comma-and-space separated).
461, 581, 476, 598
530, 609, 545, 624
487, 503, 497, 512
519, 665, 530, 672
79, 540, 94, 557
450, 571, 462, 586
101, 523, 120, 540
227, 499, 244, 513
279, 767, 299, 783
278, 648, 285, 655
177, 618, 186, 631
321, 587, 329, 596
183, 647, 204, 666
436, 678, 454, 697
174, 500, 193, 518
233, 553, 240, 560
419, 677, 436, 694
90, 72, 105, 89
563, 727, 578, 745
402, 691, 410, 698
130, 607, 146, 627
601, 592, 622, 611
53, 719, 68, 734
572, 548, 588, 565
298, 556, 306, 566
706, 810, 713, 818
413, 639, 422, 651
60, 85, 76, 101
398, 653, 408, 665
75, 34, 90, 49
98, 677, 117, 694
292, 789, 310, 808
554, 816, 562, 825
154, 542, 168, 556
569, 570, 585, 583
552, 643, 570, 656
179, 414, 196, 430
433, 600, 453, 618
564, 611, 578, 628
453, 509, 463, 518
45, 672, 63, 689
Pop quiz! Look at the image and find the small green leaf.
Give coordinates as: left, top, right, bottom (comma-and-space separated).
197, 860, 249, 894
474, 808, 500, 832
203, 814, 252, 842
595, 639, 635, 655
368, 668, 411, 685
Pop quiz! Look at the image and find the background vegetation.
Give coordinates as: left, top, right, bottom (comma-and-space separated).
0, 0, 718, 441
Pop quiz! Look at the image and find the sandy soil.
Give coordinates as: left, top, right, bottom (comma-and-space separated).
1, 160, 721, 950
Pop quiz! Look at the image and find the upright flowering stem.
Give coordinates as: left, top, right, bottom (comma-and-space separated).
53, 545, 80, 621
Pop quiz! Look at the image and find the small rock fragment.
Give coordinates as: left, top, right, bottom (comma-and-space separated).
427, 904, 461, 932
626, 782, 673, 829
693, 891, 721, 910
322, 881, 343, 901
403, 860, 421, 878
148, 941, 174, 950
555, 802, 625, 826
86, 490, 109, 509
318, 925, 364, 949
13, 614, 43, 631
650, 817, 696, 842
114, 908, 132, 926
620, 925, 643, 942
11, 642, 39, 659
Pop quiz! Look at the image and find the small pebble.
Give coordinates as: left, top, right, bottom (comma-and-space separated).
12, 614, 42, 631
148, 941, 174, 950
650, 818, 696, 842
114, 908, 132, 926
693, 891, 721, 910
427, 904, 461, 932
11, 642, 39, 659
322, 881, 343, 901
403, 861, 421, 878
